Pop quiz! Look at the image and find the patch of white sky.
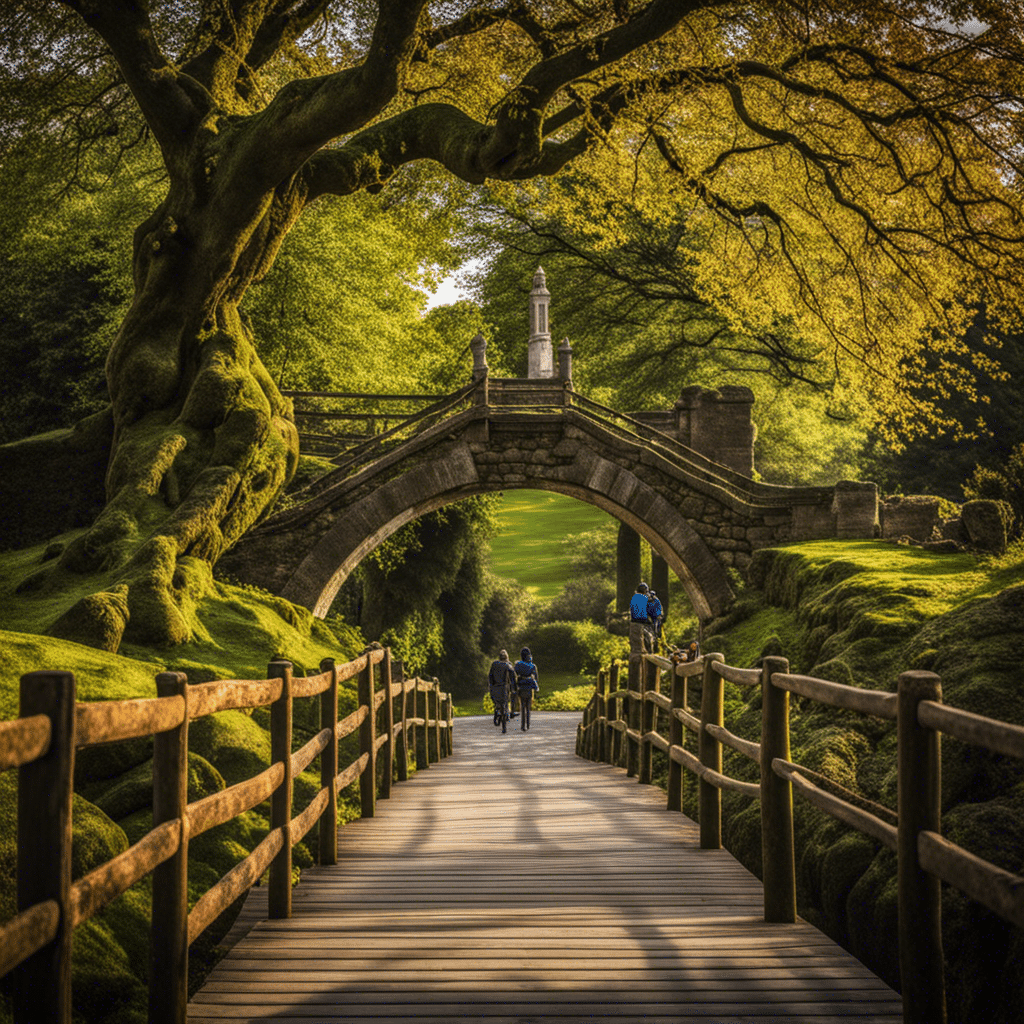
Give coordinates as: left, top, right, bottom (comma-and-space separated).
421, 256, 485, 310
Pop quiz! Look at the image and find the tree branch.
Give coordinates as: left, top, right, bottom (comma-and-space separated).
60, 0, 207, 156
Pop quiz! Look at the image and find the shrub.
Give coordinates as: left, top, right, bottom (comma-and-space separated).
963, 442, 1024, 538
515, 621, 626, 675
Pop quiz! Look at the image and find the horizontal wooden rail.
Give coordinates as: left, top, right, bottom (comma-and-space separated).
187, 828, 285, 946
711, 662, 761, 687
918, 830, 1024, 930
69, 819, 181, 929
187, 763, 285, 838
291, 727, 332, 776
76, 696, 185, 747
290, 669, 333, 699
336, 752, 370, 791
578, 649, 1024, 1024
337, 704, 368, 739
706, 722, 759, 761
291, 788, 331, 846
773, 759, 898, 850
917, 700, 1024, 758
0, 901, 59, 979
188, 677, 281, 719
667, 743, 760, 798
0, 715, 50, 770
2, 650, 453, 1024
772, 672, 897, 719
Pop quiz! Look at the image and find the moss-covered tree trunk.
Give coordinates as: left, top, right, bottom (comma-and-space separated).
32, 0, 691, 650
49, 137, 304, 649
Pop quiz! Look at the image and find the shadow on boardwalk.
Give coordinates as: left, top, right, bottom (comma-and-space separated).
190, 712, 901, 1023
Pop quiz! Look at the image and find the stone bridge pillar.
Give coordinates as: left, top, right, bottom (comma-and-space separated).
616, 524, 642, 613
675, 386, 756, 477
651, 553, 669, 619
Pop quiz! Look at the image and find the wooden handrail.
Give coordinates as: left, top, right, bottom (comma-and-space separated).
578, 650, 1024, 1024
0, 649, 453, 1024
0, 715, 50, 770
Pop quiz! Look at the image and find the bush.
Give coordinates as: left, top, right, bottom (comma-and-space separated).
963, 442, 1024, 538
515, 621, 626, 675
542, 574, 615, 625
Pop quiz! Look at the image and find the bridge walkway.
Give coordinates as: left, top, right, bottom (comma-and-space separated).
188, 712, 902, 1023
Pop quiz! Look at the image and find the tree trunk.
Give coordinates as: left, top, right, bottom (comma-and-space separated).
46, 151, 301, 651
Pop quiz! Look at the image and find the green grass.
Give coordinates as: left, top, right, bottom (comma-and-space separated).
487, 490, 616, 598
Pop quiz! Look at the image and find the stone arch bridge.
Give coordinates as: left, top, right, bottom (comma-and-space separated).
221, 377, 879, 622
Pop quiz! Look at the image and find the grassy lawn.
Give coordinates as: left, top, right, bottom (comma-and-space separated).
488, 489, 616, 599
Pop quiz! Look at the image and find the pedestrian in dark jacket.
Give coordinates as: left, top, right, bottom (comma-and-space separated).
488, 650, 515, 733
513, 647, 539, 731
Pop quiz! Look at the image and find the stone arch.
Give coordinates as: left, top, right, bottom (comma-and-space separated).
275, 439, 735, 621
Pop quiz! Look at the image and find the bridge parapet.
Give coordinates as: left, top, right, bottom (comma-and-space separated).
223, 387, 879, 624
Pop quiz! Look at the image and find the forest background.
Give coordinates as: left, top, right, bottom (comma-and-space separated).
3, 126, 1024, 693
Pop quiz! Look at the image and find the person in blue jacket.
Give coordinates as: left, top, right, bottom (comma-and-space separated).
513, 647, 540, 731
629, 582, 654, 656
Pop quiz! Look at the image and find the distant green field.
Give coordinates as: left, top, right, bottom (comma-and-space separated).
488, 490, 616, 598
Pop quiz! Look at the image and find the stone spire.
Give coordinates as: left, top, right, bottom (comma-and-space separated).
527, 266, 554, 378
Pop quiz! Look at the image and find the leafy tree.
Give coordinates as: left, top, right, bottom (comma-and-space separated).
4, 0, 1023, 654
356, 497, 498, 692
479, 573, 534, 659
863, 314, 1024, 498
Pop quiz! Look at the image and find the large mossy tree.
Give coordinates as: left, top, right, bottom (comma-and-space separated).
5, 0, 1023, 652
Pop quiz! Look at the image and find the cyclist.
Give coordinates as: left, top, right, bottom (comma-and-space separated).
487, 649, 515, 734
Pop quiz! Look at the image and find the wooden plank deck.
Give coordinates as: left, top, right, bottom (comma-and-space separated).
189, 711, 902, 1023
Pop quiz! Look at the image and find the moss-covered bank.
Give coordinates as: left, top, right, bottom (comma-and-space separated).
0, 544, 370, 1024
679, 540, 1024, 1024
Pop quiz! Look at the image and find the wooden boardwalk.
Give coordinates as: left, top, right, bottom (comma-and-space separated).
189, 712, 902, 1023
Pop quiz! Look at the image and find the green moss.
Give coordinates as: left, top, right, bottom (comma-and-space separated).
71, 915, 147, 1023
819, 831, 877, 941
92, 752, 224, 821
71, 795, 129, 880
188, 711, 270, 787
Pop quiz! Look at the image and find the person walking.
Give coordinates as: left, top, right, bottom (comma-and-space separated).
513, 647, 540, 731
488, 649, 515, 733
629, 582, 654, 656
646, 589, 664, 653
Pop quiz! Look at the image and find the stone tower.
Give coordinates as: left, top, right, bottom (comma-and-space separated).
527, 266, 555, 378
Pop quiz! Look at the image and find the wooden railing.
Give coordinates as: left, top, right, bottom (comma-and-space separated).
576, 652, 1024, 1024
0, 649, 453, 1023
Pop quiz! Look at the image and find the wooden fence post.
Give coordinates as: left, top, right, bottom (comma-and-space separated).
760, 655, 796, 923
269, 659, 293, 918
420, 682, 432, 768
667, 665, 686, 813
626, 655, 642, 778
395, 661, 409, 782
699, 654, 723, 850
411, 678, 424, 770
433, 679, 442, 762
639, 657, 659, 784
381, 651, 394, 799
149, 671, 189, 1024
358, 654, 377, 817
898, 670, 947, 1024
14, 671, 76, 1024
319, 658, 339, 865
444, 691, 453, 757
608, 662, 622, 766
591, 670, 605, 762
